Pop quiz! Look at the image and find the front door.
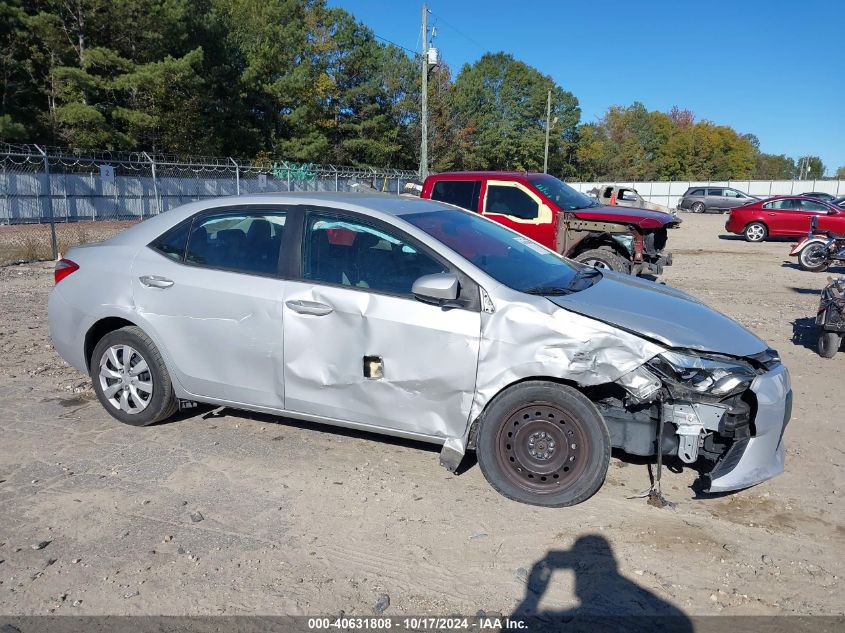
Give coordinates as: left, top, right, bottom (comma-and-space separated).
282, 209, 481, 439
132, 208, 289, 408
482, 180, 555, 248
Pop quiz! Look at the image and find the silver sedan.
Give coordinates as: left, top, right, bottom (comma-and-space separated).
48, 194, 791, 506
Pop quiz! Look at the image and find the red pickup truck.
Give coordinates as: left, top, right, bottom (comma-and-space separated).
421, 171, 676, 275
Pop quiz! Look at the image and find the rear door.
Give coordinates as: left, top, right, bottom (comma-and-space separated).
762, 198, 804, 235
706, 188, 726, 210
281, 208, 481, 438
132, 206, 291, 408
481, 180, 555, 248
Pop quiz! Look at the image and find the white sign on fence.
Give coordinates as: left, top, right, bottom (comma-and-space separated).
258, 173, 267, 189
99, 164, 115, 181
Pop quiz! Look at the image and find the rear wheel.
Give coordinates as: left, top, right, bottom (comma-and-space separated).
90, 326, 178, 426
743, 222, 767, 242
818, 332, 841, 358
691, 201, 705, 214
573, 247, 630, 274
798, 243, 830, 272
476, 381, 611, 507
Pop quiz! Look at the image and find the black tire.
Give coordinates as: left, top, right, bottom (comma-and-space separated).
90, 326, 178, 426
476, 381, 611, 507
818, 332, 841, 358
573, 247, 631, 274
798, 243, 830, 272
691, 201, 705, 214
743, 222, 768, 242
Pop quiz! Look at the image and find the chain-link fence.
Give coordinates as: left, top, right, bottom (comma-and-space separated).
0, 143, 420, 265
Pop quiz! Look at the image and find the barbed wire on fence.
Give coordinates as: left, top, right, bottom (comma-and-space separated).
0, 144, 421, 263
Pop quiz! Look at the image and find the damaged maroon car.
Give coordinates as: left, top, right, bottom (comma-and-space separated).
421, 171, 677, 275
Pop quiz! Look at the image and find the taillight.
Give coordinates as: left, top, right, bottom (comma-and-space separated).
54, 258, 79, 284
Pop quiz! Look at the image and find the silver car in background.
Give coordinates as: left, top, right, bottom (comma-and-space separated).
48, 194, 791, 507
679, 186, 758, 213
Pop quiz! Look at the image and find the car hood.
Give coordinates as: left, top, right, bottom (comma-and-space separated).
571, 205, 674, 229
547, 272, 767, 357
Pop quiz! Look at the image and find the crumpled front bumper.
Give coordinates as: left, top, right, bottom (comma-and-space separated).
707, 364, 792, 492
632, 252, 673, 277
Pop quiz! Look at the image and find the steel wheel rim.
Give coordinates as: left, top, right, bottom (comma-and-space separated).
582, 259, 611, 270
802, 244, 827, 267
99, 345, 153, 414
496, 404, 591, 494
747, 225, 764, 241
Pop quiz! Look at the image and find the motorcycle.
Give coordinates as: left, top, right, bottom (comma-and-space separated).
790, 215, 845, 272
817, 277, 845, 358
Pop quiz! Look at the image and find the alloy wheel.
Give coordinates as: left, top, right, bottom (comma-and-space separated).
746, 224, 765, 241
98, 345, 153, 414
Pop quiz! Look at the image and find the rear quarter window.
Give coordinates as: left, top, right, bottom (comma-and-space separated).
150, 220, 191, 261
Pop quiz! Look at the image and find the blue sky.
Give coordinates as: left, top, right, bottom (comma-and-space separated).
330, 0, 845, 175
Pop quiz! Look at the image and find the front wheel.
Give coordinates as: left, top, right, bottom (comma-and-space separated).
743, 222, 768, 242
573, 248, 631, 274
476, 381, 611, 507
90, 326, 178, 426
798, 243, 830, 272
818, 332, 841, 358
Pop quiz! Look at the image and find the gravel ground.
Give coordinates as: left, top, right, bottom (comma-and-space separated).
0, 212, 843, 620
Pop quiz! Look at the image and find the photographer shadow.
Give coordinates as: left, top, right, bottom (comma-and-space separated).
511, 535, 692, 633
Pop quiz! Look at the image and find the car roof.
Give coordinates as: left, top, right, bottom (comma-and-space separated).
105, 192, 459, 245
427, 171, 535, 179
758, 195, 831, 202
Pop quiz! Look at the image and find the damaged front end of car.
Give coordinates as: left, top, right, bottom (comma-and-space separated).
602, 347, 790, 492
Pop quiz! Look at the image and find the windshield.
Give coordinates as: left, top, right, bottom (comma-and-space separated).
527, 174, 599, 211
403, 208, 599, 295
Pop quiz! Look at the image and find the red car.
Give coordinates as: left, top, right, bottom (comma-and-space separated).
420, 171, 676, 275
725, 196, 845, 242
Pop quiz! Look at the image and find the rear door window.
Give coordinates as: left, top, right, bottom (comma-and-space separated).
430, 180, 482, 211
763, 199, 798, 210
707, 188, 724, 197
185, 211, 287, 276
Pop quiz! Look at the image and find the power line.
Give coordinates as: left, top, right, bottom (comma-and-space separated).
429, 10, 485, 51
373, 33, 418, 56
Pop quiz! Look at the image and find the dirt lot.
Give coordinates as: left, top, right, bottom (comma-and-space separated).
0, 212, 843, 621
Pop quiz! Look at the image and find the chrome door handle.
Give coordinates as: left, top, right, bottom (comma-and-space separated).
139, 275, 174, 289
285, 299, 333, 316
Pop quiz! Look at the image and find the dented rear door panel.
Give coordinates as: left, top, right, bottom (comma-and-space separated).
132, 246, 286, 408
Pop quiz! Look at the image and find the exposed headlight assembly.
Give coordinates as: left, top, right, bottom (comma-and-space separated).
647, 351, 757, 399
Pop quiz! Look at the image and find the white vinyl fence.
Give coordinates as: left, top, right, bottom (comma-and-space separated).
567, 180, 845, 210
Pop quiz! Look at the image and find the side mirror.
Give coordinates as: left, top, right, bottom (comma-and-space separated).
412, 273, 459, 303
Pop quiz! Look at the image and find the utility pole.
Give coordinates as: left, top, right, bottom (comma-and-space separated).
543, 89, 551, 174
420, 3, 429, 181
